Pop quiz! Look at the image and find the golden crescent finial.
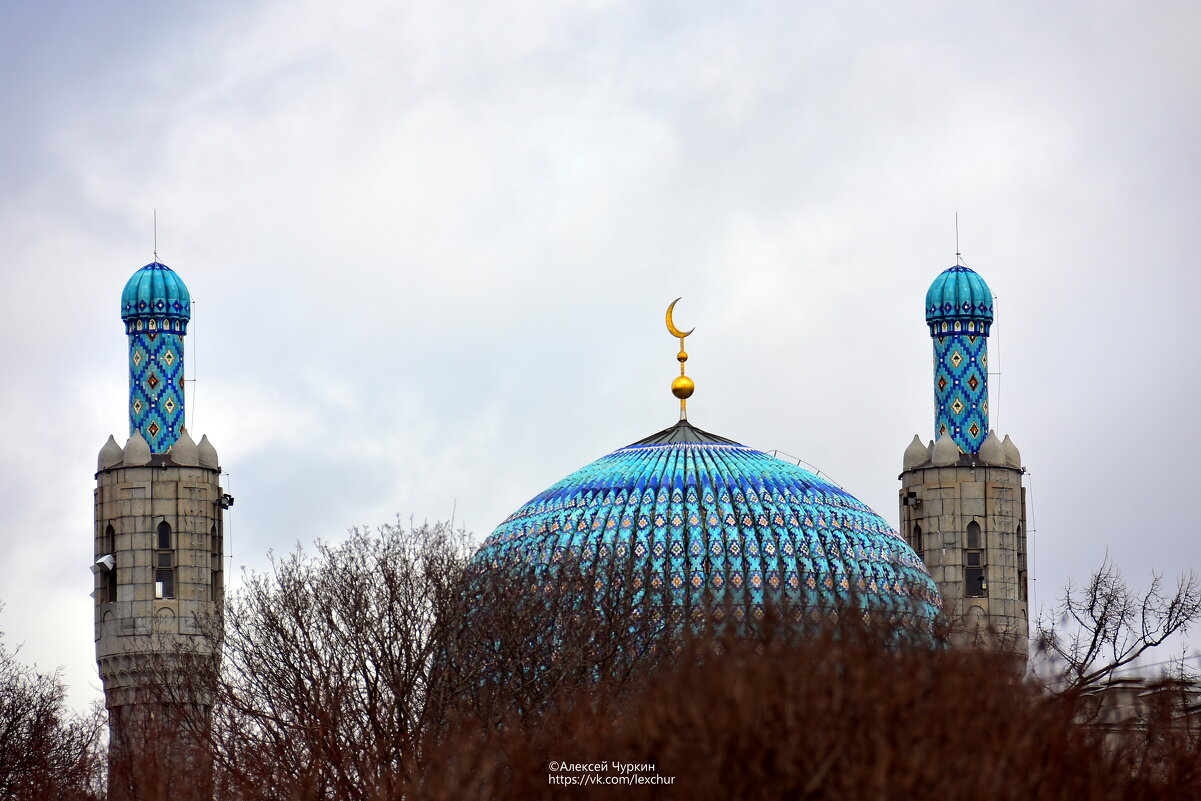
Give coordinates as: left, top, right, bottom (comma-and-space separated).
665, 297, 695, 339
666, 298, 695, 421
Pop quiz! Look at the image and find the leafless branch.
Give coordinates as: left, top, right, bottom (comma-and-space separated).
1036, 557, 1201, 693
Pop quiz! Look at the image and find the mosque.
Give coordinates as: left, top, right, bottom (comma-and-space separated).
91, 258, 1028, 792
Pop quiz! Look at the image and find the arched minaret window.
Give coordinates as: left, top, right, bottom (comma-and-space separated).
912, 524, 924, 559
155, 521, 175, 600
102, 524, 117, 603
965, 521, 986, 597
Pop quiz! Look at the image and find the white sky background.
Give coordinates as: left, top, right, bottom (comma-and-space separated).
1, 0, 1198, 709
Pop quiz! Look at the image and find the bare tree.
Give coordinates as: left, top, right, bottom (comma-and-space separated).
1036, 557, 1201, 692
124, 529, 1201, 800
184, 520, 476, 799
437, 541, 674, 729
166, 519, 943, 797
0, 610, 105, 801
421, 618, 1201, 801
152, 520, 678, 799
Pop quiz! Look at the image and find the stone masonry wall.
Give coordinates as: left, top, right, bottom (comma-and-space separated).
899, 463, 1028, 657
94, 461, 224, 707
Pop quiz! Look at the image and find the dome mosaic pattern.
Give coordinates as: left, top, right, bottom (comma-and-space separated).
473, 421, 941, 631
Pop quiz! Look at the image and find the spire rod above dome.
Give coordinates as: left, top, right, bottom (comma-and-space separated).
665, 298, 695, 420
955, 211, 962, 266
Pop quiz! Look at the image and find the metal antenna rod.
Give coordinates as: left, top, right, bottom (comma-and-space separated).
955, 211, 961, 265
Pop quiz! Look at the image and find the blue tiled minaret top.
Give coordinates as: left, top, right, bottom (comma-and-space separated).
925, 266, 993, 454
121, 262, 192, 452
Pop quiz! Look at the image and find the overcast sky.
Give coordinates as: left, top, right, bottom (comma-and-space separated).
1, 0, 1198, 709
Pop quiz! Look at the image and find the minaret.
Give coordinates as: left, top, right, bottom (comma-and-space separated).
928, 265, 993, 452
898, 265, 1029, 664
94, 262, 228, 798
123, 262, 190, 451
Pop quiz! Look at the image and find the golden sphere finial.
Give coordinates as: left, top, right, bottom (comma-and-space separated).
672, 375, 695, 399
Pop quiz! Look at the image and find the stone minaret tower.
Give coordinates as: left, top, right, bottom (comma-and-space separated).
898, 265, 1029, 663
94, 262, 228, 799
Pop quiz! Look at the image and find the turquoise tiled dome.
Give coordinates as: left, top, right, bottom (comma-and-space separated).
121, 262, 192, 323
925, 265, 993, 329
473, 420, 941, 632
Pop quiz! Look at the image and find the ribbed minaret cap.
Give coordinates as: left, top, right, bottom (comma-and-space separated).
121, 262, 192, 323
122, 430, 151, 465
172, 427, 199, 466
925, 265, 994, 328
931, 432, 961, 466
197, 434, 219, 469
1002, 434, 1022, 469
978, 430, 1005, 464
903, 434, 930, 470
98, 435, 123, 471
